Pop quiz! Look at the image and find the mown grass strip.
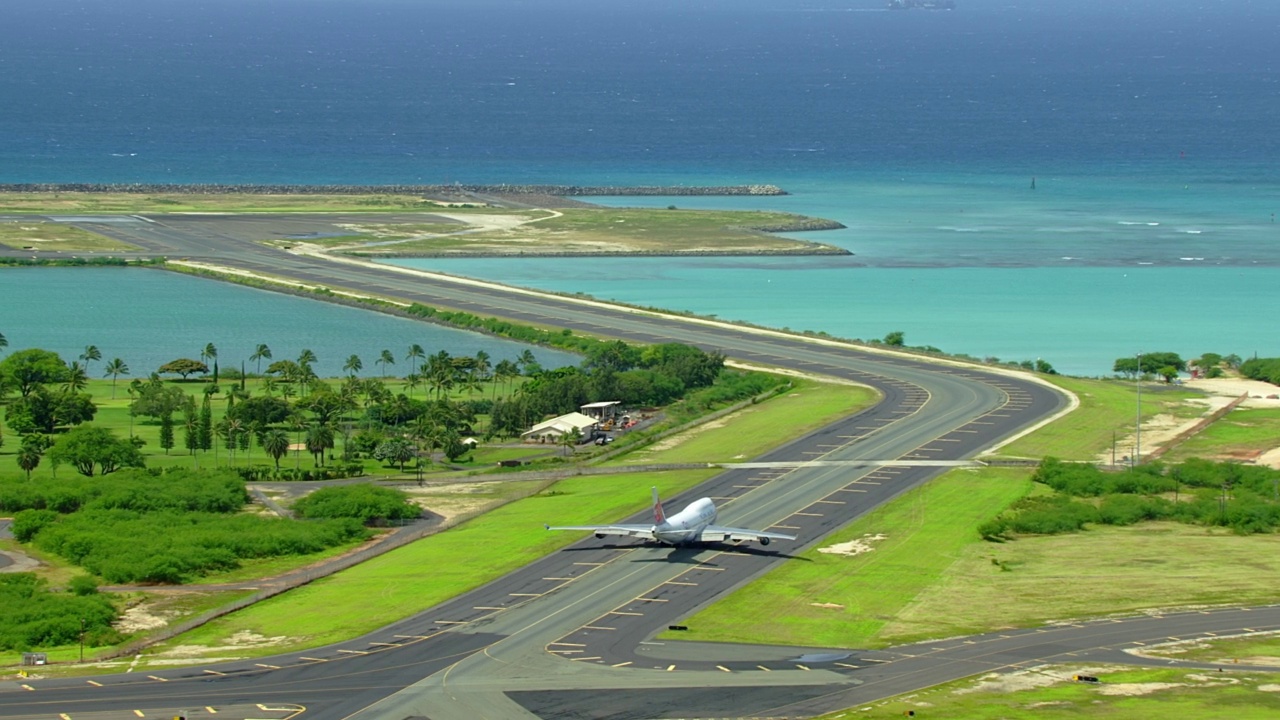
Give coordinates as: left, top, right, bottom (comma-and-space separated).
669, 467, 1034, 648
609, 379, 877, 465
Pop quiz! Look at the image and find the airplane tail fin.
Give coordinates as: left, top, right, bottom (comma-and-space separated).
651, 486, 666, 525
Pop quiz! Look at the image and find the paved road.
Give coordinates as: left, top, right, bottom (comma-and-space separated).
4, 214, 1272, 719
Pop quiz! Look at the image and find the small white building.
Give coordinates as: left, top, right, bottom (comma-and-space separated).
521, 412, 599, 444
579, 400, 622, 421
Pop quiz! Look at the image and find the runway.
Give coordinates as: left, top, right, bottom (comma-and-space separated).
3, 213, 1272, 719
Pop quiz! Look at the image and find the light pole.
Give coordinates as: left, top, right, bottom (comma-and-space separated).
1134, 351, 1143, 467
79, 617, 85, 663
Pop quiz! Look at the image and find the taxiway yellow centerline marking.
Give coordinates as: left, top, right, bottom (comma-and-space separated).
666, 664, 677, 672
147, 675, 168, 682
717, 665, 731, 672
255, 663, 280, 669
60, 714, 71, 720
134, 711, 145, 717
87, 680, 103, 686
757, 665, 772, 672
835, 662, 860, 669
797, 664, 811, 671
435, 620, 468, 625
574, 562, 606, 566
204, 669, 226, 675
207, 707, 218, 714
573, 656, 602, 661
19, 683, 34, 691
394, 634, 430, 639
771, 524, 801, 529
612, 661, 632, 667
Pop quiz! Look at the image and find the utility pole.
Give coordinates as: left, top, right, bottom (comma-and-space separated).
79, 617, 85, 663
1134, 351, 1143, 467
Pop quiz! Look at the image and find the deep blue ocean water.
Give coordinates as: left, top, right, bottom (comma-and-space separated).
2, 0, 1277, 374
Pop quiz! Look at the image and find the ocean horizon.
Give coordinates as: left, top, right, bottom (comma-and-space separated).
2, 0, 1276, 375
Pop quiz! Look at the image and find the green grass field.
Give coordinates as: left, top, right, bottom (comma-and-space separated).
818, 665, 1280, 720
611, 380, 878, 465
994, 376, 1205, 461
1163, 407, 1280, 463
669, 467, 1034, 647
0, 221, 140, 252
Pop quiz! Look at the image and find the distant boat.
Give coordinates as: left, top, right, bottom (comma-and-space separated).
888, 0, 956, 9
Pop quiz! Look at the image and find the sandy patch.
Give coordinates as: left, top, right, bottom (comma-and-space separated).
646, 418, 729, 452
1095, 682, 1186, 696
956, 666, 1082, 694
115, 602, 181, 634
1259, 684, 1280, 692
402, 480, 516, 524
1186, 377, 1280, 408
818, 533, 887, 557
155, 631, 291, 659
1095, 393, 1237, 465
809, 602, 845, 610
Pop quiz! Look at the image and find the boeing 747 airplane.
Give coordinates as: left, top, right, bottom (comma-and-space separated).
545, 487, 796, 546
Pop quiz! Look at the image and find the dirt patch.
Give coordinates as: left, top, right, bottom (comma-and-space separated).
1094, 394, 1236, 465
155, 630, 292, 661
1258, 684, 1280, 692
1095, 681, 1187, 696
645, 418, 729, 452
115, 601, 182, 634
809, 602, 845, 610
1186, 377, 1280, 408
818, 533, 887, 557
402, 480, 517, 524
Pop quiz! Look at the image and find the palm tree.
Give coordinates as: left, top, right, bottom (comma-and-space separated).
262, 429, 290, 472
306, 423, 334, 467
201, 343, 218, 366
406, 343, 426, 376
250, 344, 272, 375
17, 445, 41, 479
0, 331, 7, 353
404, 372, 422, 399
103, 358, 130, 399
493, 359, 518, 399
298, 348, 317, 367
516, 349, 536, 374
343, 354, 363, 378
79, 345, 102, 375
64, 362, 89, 393
377, 349, 395, 378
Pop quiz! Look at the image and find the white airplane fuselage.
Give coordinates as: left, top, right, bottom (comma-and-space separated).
652, 497, 717, 545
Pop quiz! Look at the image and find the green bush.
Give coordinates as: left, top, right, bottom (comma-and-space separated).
11, 509, 59, 542
0, 573, 120, 651
293, 484, 420, 525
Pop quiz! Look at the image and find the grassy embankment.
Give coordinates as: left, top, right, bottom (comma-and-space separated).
816, 665, 1280, 720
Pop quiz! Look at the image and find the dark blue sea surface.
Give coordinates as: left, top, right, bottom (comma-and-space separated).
2, 0, 1277, 371
3, 0, 1277, 184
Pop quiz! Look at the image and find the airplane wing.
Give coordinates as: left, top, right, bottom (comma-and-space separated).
544, 523, 657, 540
698, 525, 796, 544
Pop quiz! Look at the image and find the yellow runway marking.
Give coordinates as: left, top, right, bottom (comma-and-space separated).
573, 656, 601, 661
203, 669, 226, 675
584, 625, 616, 631
300, 657, 328, 662
207, 707, 218, 714
574, 562, 606, 566
394, 634, 430, 639
60, 714, 71, 720
717, 665, 732, 672
369, 641, 399, 646
147, 675, 168, 682
435, 620, 468, 624
612, 661, 632, 667
134, 711, 145, 717
255, 663, 280, 669
87, 680, 103, 686
337, 649, 369, 655
20, 684, 34, 691
666, 664, 677, 671
835, 662, 860, 669
797, 664, 811, 671
757, 665, 772, 671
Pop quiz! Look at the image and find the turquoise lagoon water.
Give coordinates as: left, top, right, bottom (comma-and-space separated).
0, 268, 579, 378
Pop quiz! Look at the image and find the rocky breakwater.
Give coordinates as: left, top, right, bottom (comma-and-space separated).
0, 183, 787, 197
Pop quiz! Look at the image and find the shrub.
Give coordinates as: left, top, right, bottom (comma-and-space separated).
293, 484, 420, 525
